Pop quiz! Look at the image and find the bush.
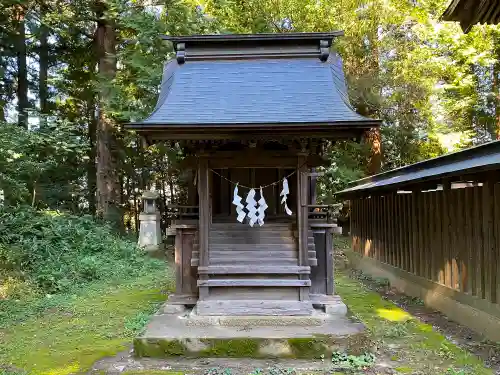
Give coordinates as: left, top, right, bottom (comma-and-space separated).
0, 206, 160, 296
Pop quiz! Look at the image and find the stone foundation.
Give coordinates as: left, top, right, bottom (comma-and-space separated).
134, 303, 370, 359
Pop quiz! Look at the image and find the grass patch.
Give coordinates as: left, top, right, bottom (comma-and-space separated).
335, 271, 492, 374
0, 268, 169, 375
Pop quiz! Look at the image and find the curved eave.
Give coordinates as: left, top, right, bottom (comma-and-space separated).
162, 31, 345, 44
125, 119, 381, 131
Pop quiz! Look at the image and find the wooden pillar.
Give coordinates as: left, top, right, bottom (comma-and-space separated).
297, 153, 309, 301
198, 156, 210, 300
187, 169, 197, 206
309, 167, 317, 204
174, 227, 198, 297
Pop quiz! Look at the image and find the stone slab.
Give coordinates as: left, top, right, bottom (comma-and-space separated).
183, 308, 329, 327
325, 301, 348, 316
134, 306, 369, 359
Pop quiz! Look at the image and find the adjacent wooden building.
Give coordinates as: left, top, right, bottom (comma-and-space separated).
127, 32, 380, 316
442, 0, 500, 33
338, 141, 500, 340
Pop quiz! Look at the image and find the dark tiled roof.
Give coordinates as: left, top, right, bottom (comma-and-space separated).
337, 140, 500, 196
136, 54, 372, 126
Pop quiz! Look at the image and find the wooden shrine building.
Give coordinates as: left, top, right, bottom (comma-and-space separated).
127, 32, 380, 316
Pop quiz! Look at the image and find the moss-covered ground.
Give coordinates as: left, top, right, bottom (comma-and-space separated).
334, 237, 493, 375
1, 234, 494, 375
335, 271, 492, 374
0, 269, 169, 375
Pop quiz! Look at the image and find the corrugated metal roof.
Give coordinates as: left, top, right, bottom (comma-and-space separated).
132, 54, 373, 126
442, 0, 500, 33
337, 140, 500, 196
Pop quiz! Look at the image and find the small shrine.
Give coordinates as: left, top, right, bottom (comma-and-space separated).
127, 32, 380, 320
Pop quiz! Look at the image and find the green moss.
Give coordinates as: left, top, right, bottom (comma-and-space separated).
395, 367, 414, 374
122, 370, 183, 375
335, 269, 493, 375
134, 339, 186, 357
0, 270, 167, 375
200, 338, 260, 357
287, 338, 329, 359
286, 333, 372, 359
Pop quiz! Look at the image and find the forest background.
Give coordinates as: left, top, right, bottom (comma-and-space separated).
1, 0, 499, 229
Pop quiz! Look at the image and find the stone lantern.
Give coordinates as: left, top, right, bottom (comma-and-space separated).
138, 191, 162, 252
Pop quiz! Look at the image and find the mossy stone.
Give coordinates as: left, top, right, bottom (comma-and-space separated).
287, 338, 329, 359
200, 338, 261, 357
134, 338, 187, 357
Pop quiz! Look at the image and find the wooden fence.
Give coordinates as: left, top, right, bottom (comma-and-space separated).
350, 180, 500, 306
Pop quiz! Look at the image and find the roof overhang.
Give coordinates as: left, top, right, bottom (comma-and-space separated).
337, 140, 500, 197
162, 31, 345, 44
125, 121, 380, 142
442, 0, 500, 32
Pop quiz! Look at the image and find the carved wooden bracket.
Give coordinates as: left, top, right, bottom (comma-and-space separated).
176, 43, 186, 64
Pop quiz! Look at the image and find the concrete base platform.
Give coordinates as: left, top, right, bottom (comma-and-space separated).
134, 305, 370, 359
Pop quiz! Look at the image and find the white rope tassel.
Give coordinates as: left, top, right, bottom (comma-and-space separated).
232, 184, 246, 223
256, 187, 268, 226
245, 188, 258, 227
280, 177, 293, 216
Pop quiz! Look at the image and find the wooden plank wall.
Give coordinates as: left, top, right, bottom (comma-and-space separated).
350, 180, 500, 306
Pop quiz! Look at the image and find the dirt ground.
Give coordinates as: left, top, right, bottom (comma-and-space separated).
335, 244, 500, 375
350, 269, 500, 374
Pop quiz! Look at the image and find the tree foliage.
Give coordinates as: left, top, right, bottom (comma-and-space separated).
0, 0, 499, 211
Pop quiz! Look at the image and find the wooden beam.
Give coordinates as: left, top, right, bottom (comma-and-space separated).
197, 265, 311, 274
180, 152, 327, 169
297, 154, 310, 301
197, 279, 311, 287
197, 156, 210, 300
482, 180, 495, 303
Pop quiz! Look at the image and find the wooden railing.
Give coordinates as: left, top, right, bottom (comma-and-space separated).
165, 205, 199, 228
307, 204, 341, 223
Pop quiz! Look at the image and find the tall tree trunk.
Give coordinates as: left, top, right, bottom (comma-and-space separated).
95, 2, 122, 230
39, 4, 49, 126
364, 127, 382, 175
15, 4, 28, 128
0, 99, 6, 122
87, 97, 97, 216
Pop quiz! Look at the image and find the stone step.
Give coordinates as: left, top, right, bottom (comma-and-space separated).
195, 300, 313, 316
185, 312, 326, 327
